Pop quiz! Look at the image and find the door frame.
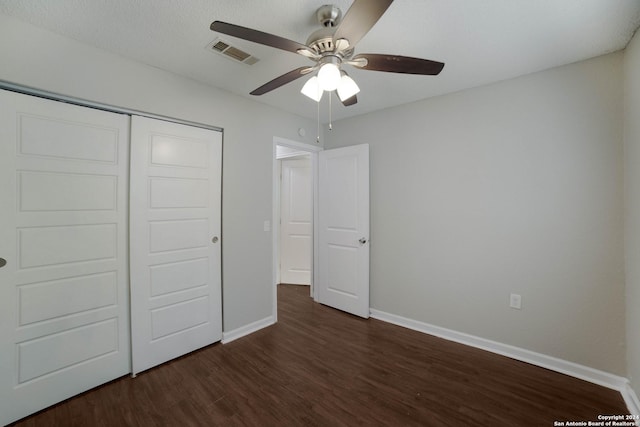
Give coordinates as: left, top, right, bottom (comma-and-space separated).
272, 137, 322, 321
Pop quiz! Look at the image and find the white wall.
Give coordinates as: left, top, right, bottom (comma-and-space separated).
0, 14, 320, 332
624, 29, 640, 399
325, 52, 626, 375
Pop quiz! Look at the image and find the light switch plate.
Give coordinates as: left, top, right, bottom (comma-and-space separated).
510, 293, 522, 310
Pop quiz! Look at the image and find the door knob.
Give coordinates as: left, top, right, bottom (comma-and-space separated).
358, 237, 367, 245
211, 236, 219, 244
0, 258, 6, 268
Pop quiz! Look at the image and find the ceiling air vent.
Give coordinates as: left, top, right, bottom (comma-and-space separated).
206, 39, 259, 65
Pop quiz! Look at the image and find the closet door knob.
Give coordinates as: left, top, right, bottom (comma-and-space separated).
211, 236, 219, 244
0, 258, 6, 268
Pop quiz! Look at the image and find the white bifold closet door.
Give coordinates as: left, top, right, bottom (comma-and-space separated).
0, 90, 131, 425
129, 116, 222, 375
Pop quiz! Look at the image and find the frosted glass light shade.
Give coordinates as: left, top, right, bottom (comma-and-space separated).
337, 75, 360, 101
317, 63, 341, 91
301, 76, 323, 102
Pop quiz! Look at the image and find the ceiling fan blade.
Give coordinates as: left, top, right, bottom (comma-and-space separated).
211, 21, 313, 56
250, 66, 315, 96
340, 93, 358, 106
351, 54, 445, 75
333, 0, 393, 48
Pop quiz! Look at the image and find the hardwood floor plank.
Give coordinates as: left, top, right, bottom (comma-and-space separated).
9, 284, 628, 426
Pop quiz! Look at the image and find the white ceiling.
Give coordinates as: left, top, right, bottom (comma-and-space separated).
1, 0, 639, 123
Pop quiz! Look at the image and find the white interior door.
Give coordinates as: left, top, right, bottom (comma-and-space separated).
130, 116, 222, 375
280, 157, 312, 285
0, 90, 131, 425
318, 144, 370, 318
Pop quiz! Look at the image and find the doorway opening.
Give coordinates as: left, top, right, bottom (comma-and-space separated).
278, 152, 311, 286
272, 137, 321, 321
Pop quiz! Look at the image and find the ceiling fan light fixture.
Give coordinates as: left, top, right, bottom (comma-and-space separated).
301, 76, 323, 102
337, 74, 360, 102
317, 63, 342, 91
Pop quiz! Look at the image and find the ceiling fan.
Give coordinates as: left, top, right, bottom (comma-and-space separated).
210, 0, 444, 107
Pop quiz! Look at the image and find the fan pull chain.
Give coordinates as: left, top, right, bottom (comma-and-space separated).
316, 94, 320, 143
329, 91, 333, 131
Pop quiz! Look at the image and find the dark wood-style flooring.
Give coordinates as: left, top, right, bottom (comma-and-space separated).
10, 284, 628, 426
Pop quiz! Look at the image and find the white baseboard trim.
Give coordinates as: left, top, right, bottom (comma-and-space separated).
222, 315, 275, 344
623, 383, 640, 416
369, 309, 630, 393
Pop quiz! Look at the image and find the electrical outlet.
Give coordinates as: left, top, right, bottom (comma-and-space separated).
510, 293, 522, 310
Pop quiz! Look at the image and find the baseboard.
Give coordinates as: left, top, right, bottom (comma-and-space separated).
369, 309, 629, 393
623, 383, 640, 416
222, 315, 275, 344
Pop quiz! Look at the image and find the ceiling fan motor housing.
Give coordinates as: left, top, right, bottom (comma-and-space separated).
307, 27, 337, 54
307, 6, 354, 58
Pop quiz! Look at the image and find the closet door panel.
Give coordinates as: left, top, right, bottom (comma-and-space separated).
0, 90, 131, 426
129, 116, 222, 375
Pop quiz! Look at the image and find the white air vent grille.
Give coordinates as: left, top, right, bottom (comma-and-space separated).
206, 39, 259, 65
